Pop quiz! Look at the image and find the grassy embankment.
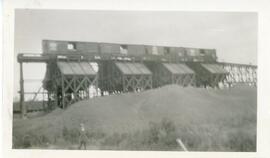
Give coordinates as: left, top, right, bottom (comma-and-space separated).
13, 85, 257, 151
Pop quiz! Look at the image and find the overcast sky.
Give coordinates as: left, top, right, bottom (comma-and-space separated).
14, 10, 257, 100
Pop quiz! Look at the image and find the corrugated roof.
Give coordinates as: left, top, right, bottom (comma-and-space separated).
163, 63, 194, 74
115, 62, 152, 75
133, 63, 152, 74
57, 61, 96, 75
201, 64, 227, 74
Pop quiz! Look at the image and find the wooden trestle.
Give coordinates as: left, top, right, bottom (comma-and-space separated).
17, 53, 257, 118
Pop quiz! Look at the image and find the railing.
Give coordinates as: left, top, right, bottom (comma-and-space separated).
17, 52, 217, 63
219, 62, 257, 86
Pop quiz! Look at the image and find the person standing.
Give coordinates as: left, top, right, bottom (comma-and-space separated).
78, 123, 88, 150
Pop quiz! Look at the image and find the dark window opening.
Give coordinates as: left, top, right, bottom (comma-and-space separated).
200, 49, 205, 56
164, 47, 170, 55
145, 47, 149, 54
120, 45, 128, 54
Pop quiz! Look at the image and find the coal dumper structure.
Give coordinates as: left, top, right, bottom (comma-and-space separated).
17, 40, 257, 118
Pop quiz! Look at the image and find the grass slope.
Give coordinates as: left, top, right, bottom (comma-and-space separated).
13, 85, 257, 151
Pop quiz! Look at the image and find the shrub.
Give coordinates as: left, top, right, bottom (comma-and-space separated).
117, 118, 179, 150
86, 129, 106, 140
12, 133, 51, 149
226, 130, 256, 152
62, 126, 80, 144
96, 118, 179, 151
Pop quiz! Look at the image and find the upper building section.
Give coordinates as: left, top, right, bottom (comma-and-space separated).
42, 40, 217, 62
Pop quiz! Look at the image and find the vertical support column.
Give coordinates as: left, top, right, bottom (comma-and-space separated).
54, 85, 58, 108
98, 61, 103, 96
72, 76, 77, 101
95, 73, 99, 96
19, 62, 26, 119
61, 75, 65, 108
86, 86, 90, 98
122, 76, 126, 92
47, 91, 51, 111
42, 89, 45, 111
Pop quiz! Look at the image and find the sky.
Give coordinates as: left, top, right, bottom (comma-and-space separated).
13, 10, 257, 100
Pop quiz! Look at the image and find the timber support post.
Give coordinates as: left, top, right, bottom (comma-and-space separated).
19, 62, 26, 119
15, 40, 258, 114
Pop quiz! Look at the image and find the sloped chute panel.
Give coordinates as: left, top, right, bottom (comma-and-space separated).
201, 64, 228, 74
163, 63, 195, 74
115, 62, 152, 75
57, 61, 97, 76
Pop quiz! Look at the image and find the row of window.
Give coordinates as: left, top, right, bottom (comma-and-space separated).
49, 42, 76, 51
47, 42, 215, 58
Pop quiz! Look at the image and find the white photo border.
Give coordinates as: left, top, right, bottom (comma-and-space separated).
2, 0, 270, 158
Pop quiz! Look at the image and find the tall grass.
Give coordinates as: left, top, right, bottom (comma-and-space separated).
13, 118, 256, 151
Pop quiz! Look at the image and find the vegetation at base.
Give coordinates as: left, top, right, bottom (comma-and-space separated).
12, 118, 256, 151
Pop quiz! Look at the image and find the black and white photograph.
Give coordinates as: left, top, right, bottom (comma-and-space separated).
11, 9, 258, 152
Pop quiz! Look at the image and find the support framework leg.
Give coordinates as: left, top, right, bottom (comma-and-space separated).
19, 62, 26, 119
